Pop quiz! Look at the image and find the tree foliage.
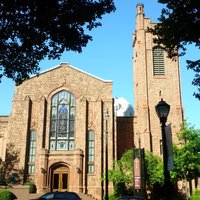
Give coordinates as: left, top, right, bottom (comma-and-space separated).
190, 189, 200, 200
172, 121, 200, 182
108, 121, 200, 198
145, 151, 163, 186
149, 0, 200, 99
0, 143, 24, 185
109, 149, 164, 197
108, 149, 134, 197
109, 149, 133, 185
0, 0, 115, 84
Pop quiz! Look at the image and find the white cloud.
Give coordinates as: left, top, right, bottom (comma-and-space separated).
114, 97, 134, 117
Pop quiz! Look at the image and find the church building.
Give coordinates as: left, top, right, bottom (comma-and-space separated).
0, 63, 115, 199
0, 3, 183, 200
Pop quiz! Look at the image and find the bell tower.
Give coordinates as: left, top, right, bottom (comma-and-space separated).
133, 3, 183, 154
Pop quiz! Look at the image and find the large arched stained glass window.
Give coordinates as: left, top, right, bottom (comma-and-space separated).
50, 90, 75, 150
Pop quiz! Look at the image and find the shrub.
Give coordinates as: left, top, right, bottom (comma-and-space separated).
103, 193, 116, 200
108, 193, 115, 200
190, 189, 200, 200
0, 189, 13, 200
24, 181, 36, 193
114, 182, 127, 198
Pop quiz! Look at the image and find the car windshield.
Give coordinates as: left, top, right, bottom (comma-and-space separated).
40, 192, 80, 200
42, 193, 54, 199
54, 193, 66, 198
55, 192, 79, 199
117, 196, 144, 200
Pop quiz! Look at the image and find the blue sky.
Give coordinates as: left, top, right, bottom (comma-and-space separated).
0, 0, 199, 129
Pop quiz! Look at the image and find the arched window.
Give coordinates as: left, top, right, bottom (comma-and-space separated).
50, 90, 75, 150
153, 46, 165, 75
28, 130, 37, 174
87, 130, 95, 173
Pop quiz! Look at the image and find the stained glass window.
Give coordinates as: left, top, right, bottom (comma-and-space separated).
50, 90, 75, 150
28, 130, 37, 174
87, 130, 95, 173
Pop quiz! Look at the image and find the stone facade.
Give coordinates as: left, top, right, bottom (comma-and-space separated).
133, 3, 183, 154
0, 63, 115, 200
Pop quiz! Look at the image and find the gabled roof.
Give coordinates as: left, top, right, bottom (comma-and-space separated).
30, 62, 112, 83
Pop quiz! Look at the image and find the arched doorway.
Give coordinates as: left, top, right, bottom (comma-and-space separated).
51, 164, 70, 192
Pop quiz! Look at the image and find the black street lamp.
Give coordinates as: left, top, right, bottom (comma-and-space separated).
155, 99, 171, 199
105, 109, 109, 200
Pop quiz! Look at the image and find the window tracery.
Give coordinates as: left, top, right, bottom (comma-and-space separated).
50, 90, 75, 150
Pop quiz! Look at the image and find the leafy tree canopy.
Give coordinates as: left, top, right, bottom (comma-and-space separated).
149, 0, 200, 99
0, 0, 115, 84
109, 149, 133, 185
145, 151, 163, 186
109, 149, 164, 191
172, 121, 200, 182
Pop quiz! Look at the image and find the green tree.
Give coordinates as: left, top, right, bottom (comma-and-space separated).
145, 151, 163, 187
109, 149, 133, 197
0, 0, 115, 84
172, 121, 200, 186
109, 149, 164, 198
149, 0, 200, 99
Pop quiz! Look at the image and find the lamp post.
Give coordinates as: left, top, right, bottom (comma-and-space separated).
155, 99, 171, 199
105, 109, 109, 200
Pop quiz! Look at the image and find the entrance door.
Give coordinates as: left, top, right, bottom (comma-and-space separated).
52, 166, 69, 191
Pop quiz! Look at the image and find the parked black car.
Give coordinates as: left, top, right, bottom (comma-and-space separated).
32, 191, 81, 200
116, 196, 145, 200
